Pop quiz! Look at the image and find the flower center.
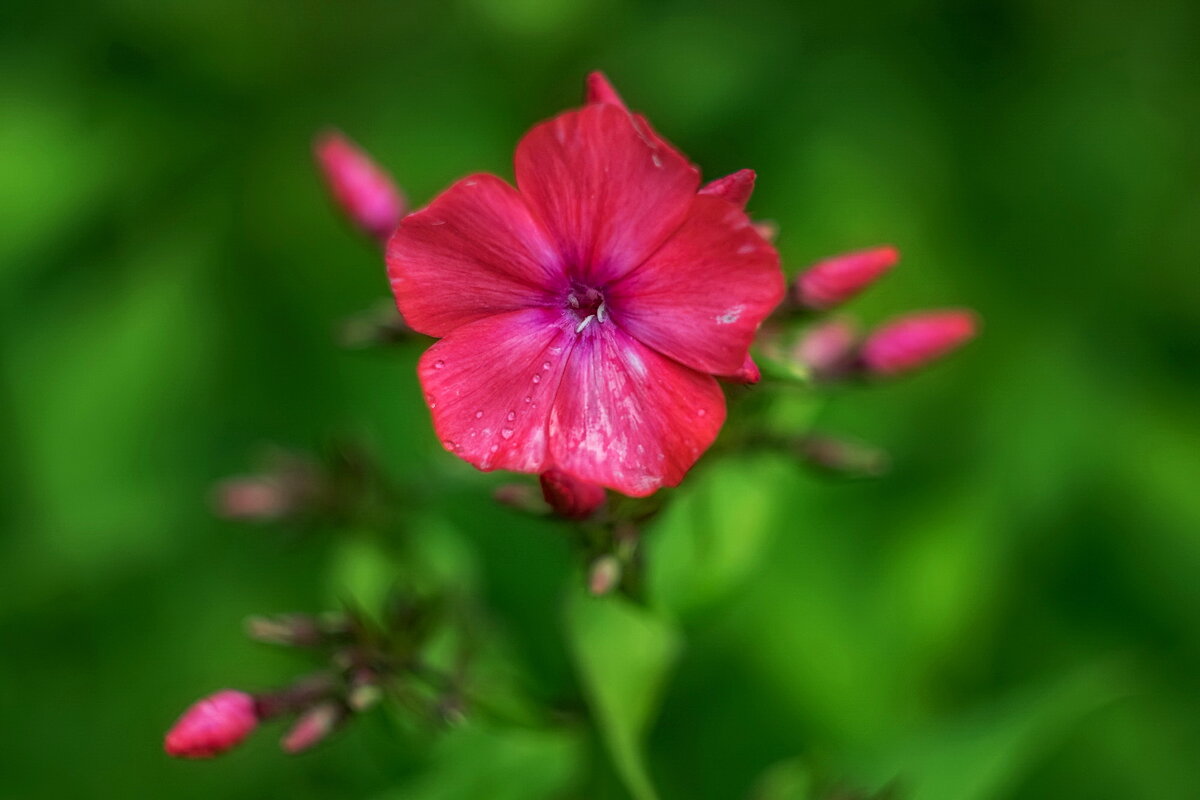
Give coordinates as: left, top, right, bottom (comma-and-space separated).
565, 285, 608, 333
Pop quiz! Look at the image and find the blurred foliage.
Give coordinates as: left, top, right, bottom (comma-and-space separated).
2, 0, 1199, 797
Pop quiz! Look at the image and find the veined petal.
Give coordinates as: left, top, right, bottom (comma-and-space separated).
418, 308, 576, 473
514, 103, 699, 287
606, 195, 785, 376
548, 323, 725, 497
387, 174, 560, 337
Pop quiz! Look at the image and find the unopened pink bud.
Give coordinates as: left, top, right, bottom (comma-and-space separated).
584, 71, 628, 110
164, 690, 259, 759
795, 246, 899, 310
213, 476, 289, 521
539, 469, 606, 520
281, 702, 343, 754
861, 309, 978, 376
314, 131, 405, 243
699, 169, 756, 209
795, 317, 858, 380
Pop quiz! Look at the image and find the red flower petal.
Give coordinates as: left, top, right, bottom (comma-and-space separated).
387, 174, 561, 337
419, 308, 575, 473
515, 104, 699, 288
606, 195, 785, 376
699, 169, 756, 209
548, 324, 725, 496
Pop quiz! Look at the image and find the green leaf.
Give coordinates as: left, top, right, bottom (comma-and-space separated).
564, 589, 682, 800
860, 663, 1126, 800
647, 455, 785, 616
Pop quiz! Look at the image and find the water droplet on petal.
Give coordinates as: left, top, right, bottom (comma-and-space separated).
532, 374, 541, 384
524, 396, 532, 403
506, 411, 516, 421
474, 410, 484, 419
433, 360, 445, 369
501, 428, 514, 440
542, 361, 551, 370
489, 444, 499, 453
442, 439, 455, 450
697, 408, 707, 417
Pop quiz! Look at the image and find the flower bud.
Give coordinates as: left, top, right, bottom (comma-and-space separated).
795, 317, 858, 381
164, 690, 259, 759
799, 435, 889, 478
314, 131, 405, 244
347, 669, 383, 712
587, 555, 623, 596
493, 483, 548, 515
861, 309, 977, 376
281, 702, 344, 754
211, 452, 324, 523
244, 614, 324, 648
539, 469, 606, 520
212, 477, 289, 522
795, 246, 899, 310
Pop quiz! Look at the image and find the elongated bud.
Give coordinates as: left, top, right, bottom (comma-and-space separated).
539, 469, 606, 520
493, 483, 548, 515
212, 476, 290, 521
212, 452, 324, 523
799, 435, 889, 478
795, 246, 899, 310
588, 555, 623, 596
585, 71, 628, 109
699, 169, 756, 209
795, 317, 858, 381
165, 690, 259, 759
861, 309, 977, 376
281, 702, 344, 754
314, 131, 405, 244
244, 614, 326, 647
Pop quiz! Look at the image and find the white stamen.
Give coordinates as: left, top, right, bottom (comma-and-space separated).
575, 314, 595, 334
596, 302, 608, 323
567, 293, 580, 308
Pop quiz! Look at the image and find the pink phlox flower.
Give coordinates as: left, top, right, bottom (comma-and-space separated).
387, 73, 785, 495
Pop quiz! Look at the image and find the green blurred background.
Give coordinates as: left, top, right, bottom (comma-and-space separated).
2, 0, 1199, 797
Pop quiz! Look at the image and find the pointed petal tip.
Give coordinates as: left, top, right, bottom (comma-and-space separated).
699, 169, 756, 208
584, 71, 628, 110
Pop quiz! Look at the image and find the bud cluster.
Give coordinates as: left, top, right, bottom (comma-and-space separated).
166, 593, 472, 759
